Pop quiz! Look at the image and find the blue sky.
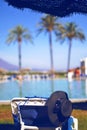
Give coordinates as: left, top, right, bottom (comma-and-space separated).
1, 0, 87, 71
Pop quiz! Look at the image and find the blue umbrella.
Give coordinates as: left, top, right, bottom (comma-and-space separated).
4, 0, 87, 17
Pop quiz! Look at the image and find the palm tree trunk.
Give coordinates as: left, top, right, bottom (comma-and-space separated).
49, 31, 54, 76
18, 42, 22, 71
67, 39, 72, 73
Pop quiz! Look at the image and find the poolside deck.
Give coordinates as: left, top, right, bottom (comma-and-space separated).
71, 99, 87, 110
0, 99, 87, 110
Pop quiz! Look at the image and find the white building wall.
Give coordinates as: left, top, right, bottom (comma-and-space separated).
85, 58, 87, 75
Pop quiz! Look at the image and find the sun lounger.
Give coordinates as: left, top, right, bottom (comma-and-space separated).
11, 97, 78, 130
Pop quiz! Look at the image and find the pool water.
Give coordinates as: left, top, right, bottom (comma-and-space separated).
0, 78, 87, 100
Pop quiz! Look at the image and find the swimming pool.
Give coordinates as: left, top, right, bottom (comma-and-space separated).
0, 78, 87, 100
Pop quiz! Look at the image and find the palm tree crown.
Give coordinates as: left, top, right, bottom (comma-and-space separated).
37, 14, 61, 75
6, 25, 33, 71
37, 15, 59, 33
62, 22, 85, 40
56, 22, 85, 72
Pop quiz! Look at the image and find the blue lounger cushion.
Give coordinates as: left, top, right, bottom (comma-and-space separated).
19, 105, 55, 127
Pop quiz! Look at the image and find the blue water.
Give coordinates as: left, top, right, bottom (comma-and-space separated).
0, 78, 87, 100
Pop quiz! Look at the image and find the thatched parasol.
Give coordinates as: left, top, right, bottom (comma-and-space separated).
4, 0, 87, 17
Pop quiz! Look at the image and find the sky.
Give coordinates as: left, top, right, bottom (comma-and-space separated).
1, 1, 87, 71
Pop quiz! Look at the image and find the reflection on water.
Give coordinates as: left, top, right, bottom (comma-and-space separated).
0, 78, 87, 100
18, 81, 23, 98
85, 79, 87, 95
68, 79, 81, 98
81, 78, 87, 96
68, 78, 87, 98
50, 78, 54, 93
67, 81, 72, 98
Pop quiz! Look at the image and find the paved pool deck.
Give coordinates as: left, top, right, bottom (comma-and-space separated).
0, 99, 87, 110
0, 99, 87, 103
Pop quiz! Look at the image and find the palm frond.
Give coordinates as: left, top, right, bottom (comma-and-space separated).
6, 25, 33, 44
37, 14, 60, 34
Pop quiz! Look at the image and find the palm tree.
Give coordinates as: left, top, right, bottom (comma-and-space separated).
37, 14, 61, 76
56, 22, 85, 73
6, 25, 33, 71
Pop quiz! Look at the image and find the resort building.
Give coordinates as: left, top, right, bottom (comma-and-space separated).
68, 69, 74, 78
74, 67, 81, 77
68, 68, 81, 80
80, 57, 87, 76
